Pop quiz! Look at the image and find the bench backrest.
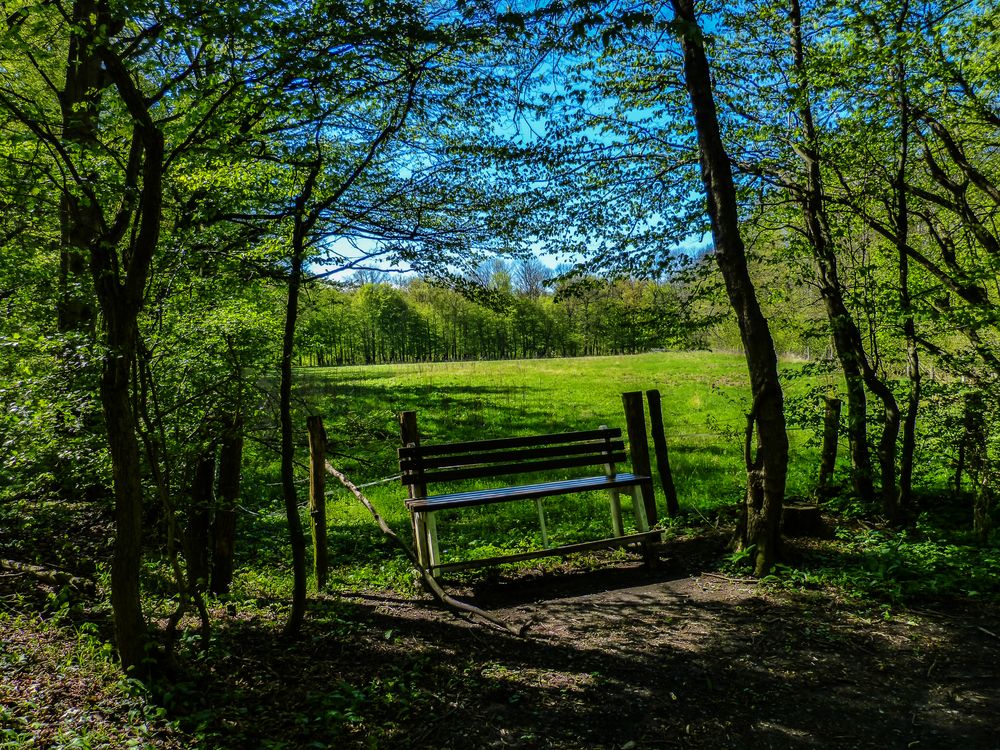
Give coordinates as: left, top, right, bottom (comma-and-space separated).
399, 428, 626, 498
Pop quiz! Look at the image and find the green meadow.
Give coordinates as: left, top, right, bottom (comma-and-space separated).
241, 352, 832, 591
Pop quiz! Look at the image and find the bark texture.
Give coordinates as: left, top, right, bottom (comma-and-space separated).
672, 0, 788, 574
279, 167, 320, 636
185, 452, 215, 592
57, 0, 102, 335
893, 4, 920, 511
78, 10, 165, 670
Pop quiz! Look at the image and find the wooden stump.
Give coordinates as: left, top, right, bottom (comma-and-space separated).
781, 503, 825, 538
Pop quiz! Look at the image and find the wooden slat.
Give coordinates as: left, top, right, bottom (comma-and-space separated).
398, 428, 621, 459
431, 531, 663, 573
415, 452, 628, 484
406, 472, 647, 511
399, 440, 625, 471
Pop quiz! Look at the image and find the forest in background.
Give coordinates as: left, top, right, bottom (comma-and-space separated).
297, 264, 711, 365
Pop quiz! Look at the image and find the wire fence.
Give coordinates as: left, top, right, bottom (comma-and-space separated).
243, 418, 842, 518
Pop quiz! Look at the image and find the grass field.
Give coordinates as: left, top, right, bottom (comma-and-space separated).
242, 352, 832, 590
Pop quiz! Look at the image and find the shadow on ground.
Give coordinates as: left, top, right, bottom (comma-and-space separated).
166, 544, 1000, 750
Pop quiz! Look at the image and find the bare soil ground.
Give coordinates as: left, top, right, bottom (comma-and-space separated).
330, 553, 999, 749
3, 534, 999, 749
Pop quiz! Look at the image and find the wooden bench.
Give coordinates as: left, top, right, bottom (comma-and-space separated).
398, 415, 660, 576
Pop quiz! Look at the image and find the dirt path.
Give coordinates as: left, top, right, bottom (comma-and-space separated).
341, 561, 1000, 749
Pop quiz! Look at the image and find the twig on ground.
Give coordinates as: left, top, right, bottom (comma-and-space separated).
689, 505, 717, 529
325, 460, 526, 636
700, 572, 758, 584
976, 626, 998, 639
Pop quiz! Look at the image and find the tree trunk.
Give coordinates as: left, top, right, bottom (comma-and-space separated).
893, 6, 920, 511
974, 481, 993, 545
185, 452, 215, 592
672, 0, 788, 575
211, 414, 243, 595
57, 0, 104, 335
788, 0, 876, 502
280, 246, 308, 635
962, 392, 991, 542
280, 160, 321, 635
898, 338, 920, 509
99, 302, 149, 672
89, 38, 165, 671
818, 396, 841, 494
873, 383, 901, 519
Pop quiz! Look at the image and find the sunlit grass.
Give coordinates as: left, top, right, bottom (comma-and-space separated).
253, 352, 826, 585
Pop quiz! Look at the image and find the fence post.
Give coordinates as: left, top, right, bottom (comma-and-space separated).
818, 396, 842, 495
399, 410, 430, 566
399, 410, 425, 496
622, 391, 658, 526
645, 389, 679, 518
307, 415, 328, 591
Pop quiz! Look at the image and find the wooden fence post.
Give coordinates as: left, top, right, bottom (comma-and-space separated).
399, 410, 424, 493
818, 396, 842, 495
307, 415, 328, 591
400, 411, 432, 567
645, 389, 679, 518
622, 391, 658, 526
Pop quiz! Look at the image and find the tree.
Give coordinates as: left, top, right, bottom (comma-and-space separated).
223, 0, 538, 633
669, 0, 788, 573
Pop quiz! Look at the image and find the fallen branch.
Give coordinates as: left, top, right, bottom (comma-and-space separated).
0, 560, 95, 594
325, 460, 526, 635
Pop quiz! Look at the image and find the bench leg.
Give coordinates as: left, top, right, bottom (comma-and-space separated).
628, 486, 650, 533
413, 512, 428, 569
425, 511, 441, 574
608, 489, 624, 537
535, 499, 550, 548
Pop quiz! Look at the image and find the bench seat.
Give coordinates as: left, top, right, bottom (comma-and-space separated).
406, 473, 648, 512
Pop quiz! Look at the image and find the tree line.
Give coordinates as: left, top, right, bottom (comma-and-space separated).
297, 266, 705, 365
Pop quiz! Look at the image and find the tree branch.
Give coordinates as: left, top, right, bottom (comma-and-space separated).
325, 460, 528, 636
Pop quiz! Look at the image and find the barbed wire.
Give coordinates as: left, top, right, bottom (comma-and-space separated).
354, 474, 403, 488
